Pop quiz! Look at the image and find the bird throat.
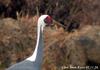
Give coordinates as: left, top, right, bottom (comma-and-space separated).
26, 24, 44, 65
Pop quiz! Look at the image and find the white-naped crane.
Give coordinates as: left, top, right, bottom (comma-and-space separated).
6, 15, 53, 70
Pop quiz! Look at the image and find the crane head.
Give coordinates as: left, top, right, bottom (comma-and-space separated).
44, 15, 52, 26
38, 15, 53, 27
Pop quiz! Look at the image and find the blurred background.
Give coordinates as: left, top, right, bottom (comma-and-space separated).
0, 0, 100, 70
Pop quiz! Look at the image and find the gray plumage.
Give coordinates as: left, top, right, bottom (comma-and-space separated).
6, 60, 41, 70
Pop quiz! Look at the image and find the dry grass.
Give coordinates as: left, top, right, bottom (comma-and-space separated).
0, 15, 100, 70
0, 13, 100, 70
0, 0, 100, 70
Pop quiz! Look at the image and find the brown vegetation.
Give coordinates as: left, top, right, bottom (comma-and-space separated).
0, 17, 100, 70
0, 0, 100, 70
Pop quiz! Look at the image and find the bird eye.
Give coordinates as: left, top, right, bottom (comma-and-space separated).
44, 16, 52, 25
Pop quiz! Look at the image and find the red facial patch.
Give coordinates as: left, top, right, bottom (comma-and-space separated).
44, 16, 52, 25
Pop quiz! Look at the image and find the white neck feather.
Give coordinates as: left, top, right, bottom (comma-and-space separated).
26, 15, 48, 62
26, 21, 43, 62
